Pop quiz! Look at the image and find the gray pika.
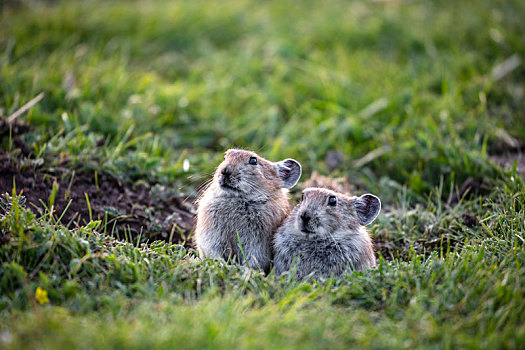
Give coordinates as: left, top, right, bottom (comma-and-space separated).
194, 149, 302, 273
273, 187, 380, 279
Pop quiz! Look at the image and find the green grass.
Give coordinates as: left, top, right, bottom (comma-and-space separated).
1, 0, 525, 348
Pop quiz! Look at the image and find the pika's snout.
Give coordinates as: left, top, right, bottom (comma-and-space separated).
221, 165, 232, 177
298, 209, 316, 234
300, 212, 311, 224
218, 164, 238, 189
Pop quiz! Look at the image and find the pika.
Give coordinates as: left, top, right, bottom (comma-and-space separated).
194, 149, 302, 273
273, 187, 380, 279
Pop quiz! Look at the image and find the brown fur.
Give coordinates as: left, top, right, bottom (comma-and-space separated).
194, 149, 301, 272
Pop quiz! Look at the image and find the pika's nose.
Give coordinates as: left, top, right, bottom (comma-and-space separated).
300, 213, 311, 224
221, 166, 232, 177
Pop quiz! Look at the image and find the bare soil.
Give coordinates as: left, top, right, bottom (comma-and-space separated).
0, 119, 195, 245
490, 153, 525, 175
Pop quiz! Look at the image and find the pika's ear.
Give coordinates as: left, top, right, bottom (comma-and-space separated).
276, 159, 302, 189
354, 194, 381, 225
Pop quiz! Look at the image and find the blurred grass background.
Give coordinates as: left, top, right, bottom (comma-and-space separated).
1, 0, 523, 194
1, 0, 525, 348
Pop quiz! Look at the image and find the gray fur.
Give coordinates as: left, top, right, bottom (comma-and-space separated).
273, 188, 380, 279
194, 149, 302, 273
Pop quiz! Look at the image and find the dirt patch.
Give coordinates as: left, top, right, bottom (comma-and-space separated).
373, 233, 464, 261
0, 154, 195, 244
446, 176, 493, 204
0, 118, 33, 156
489, 133, 525, 176
372, 207, 479, 261
490, 153, 525, 175
0, 119, 195, 246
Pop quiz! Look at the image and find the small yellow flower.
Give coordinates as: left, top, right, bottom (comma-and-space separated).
35, 287, 49, 305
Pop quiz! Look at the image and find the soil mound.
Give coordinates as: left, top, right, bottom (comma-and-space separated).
0, 119, 195, 245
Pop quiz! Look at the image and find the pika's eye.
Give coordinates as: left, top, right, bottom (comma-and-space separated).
301, 193, 305, 201
249, 156, 257, 165
328, 196, 337, 206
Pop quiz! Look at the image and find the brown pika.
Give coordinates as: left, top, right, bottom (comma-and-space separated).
194, 149, 302, 273
273, 187, 380, 279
